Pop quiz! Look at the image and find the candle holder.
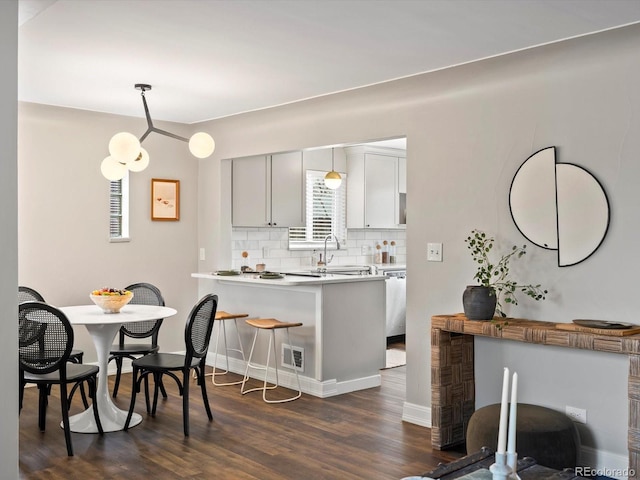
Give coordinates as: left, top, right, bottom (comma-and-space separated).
490, 452, 513, 480
506, 452, 520, 480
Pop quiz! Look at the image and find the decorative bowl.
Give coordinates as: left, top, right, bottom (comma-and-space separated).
90, 289, 133, 314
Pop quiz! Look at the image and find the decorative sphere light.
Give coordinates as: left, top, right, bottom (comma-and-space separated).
188, 132, 215, 158
101, 156, 128, 181
108, 132, 141, 163
324, 171, 342, 190
128, 147, 149, 172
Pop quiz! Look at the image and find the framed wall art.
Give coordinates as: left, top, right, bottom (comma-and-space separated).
151, 178, 180, 221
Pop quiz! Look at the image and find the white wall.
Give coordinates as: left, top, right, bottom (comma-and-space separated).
1, 2, 19, 477
18, 103, 201, 360
195, 24, 640, 464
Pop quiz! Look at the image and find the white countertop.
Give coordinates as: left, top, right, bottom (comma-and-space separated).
192, 271, 386, 286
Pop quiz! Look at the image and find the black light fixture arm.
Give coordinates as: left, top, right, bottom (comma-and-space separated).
136, 84, 188, 144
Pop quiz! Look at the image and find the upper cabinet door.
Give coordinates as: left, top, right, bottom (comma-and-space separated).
364, 153, 398, 228
398, 156, 407, 194
271, 151, 303, 227
232, 155, 269, 227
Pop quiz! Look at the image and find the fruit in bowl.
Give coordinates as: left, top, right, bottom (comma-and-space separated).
90, 287, 133, 314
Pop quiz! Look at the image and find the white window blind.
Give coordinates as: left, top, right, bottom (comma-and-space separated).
289, 170, 346, 247
109, 174, 129, 241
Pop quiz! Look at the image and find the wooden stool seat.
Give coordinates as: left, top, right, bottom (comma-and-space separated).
241, 318, 303, 403
206, 311, 249, 386
245, 318, 303, 330
216, 311, 249, 321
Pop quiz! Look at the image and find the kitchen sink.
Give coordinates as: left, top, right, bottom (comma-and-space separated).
284, 265, 373, 277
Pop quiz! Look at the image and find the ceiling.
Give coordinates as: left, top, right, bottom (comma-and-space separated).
18, 0, 640, 125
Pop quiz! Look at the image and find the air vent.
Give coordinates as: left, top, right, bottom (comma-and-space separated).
281, 343, 304, 372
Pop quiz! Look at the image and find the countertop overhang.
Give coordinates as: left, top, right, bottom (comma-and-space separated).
192, 272, 386, 286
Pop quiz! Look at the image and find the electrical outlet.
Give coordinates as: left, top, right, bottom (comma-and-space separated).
427, 242, 443, 262
565, 405, 587, 424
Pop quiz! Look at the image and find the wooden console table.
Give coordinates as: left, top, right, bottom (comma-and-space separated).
431, 313, 640, 479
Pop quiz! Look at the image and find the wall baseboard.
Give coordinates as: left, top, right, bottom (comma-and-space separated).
204, 353, 380, 398
577, 446, 630, 480
402, 401, 431, 427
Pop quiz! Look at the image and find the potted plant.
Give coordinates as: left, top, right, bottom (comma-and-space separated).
463, 229, 548, 320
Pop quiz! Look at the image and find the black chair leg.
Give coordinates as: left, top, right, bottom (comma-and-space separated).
124, 366, 140, 431
37, 385, 48, 432
198, 366, 213, 421
59, 383, 73, 456
159, 377, 168, 398
19, 379, 25, 412
151, 372, 160, 416
68, 380, 90, 410
182, 369, 190, 436
89, 376, 104, 435
144, 374, 151, 414
113, 357, 123, 397
78, 382, 89, 409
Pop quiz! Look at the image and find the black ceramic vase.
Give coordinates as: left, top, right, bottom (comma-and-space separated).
462, 285, 497, 320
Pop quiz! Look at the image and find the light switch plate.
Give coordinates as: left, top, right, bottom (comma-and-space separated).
199, 248, 206, 261
427, 242, 443, 262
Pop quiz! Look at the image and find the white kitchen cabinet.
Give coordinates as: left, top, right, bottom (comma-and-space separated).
302, 148, 347, 173
346, 146, 405, 228
232, 152, 303, 227
398, 156, 406, 194
271, 151, 304, 227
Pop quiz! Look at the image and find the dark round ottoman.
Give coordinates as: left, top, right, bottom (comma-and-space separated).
466, 403, 580, 470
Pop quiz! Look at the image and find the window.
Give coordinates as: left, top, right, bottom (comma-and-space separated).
289, 170, 346, 249
109, 174, 129, 241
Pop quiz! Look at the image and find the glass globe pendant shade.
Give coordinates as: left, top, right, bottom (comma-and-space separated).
128, 147, 149, 172
324, 170, 342, 189
101, 156, 128, 181
188, 132, 215, 158
108, 132, 141, 164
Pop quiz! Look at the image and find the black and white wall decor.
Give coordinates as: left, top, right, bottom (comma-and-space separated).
509, 146, 610, 267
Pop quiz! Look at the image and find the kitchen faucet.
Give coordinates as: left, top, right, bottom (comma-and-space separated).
319, 234, 340, 269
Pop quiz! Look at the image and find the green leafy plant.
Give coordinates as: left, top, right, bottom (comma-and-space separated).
465, 229, 548, 318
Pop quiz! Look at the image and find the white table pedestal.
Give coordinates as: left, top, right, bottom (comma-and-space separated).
67, 322, 142, 433
60, 304, 177, 433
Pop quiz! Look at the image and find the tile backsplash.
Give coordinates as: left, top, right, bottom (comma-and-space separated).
231, 227, 406, 271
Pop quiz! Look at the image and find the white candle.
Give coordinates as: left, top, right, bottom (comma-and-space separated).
497, 367, 510, 454
507, 372, 518, 454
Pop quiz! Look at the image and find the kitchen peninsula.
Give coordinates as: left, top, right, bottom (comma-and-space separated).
192, 271, 386, 397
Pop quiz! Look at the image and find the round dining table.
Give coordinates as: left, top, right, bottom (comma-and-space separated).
59, 304, 178, 433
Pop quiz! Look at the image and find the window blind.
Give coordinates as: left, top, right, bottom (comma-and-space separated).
109, 174, 129, 240
289, 170, 346, 247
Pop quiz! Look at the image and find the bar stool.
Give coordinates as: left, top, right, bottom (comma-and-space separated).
241, 318, 303, 403
205, 310, 249, 386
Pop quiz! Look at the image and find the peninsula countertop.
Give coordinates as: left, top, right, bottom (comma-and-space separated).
192, 271, 386, 286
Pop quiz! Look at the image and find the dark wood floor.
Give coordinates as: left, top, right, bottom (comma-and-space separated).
19, 364, 465, 479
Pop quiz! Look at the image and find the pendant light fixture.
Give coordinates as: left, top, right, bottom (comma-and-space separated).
324, 147, 342, 189
101, 84, 215, 180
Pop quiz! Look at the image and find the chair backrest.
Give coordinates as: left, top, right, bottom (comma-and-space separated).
184, 294, 218, 362
19, 301, 73, 376
18, 286, 45, 303
120, 282, 165, 343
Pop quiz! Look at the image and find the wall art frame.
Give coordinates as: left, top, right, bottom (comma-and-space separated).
151, 178, 180, 221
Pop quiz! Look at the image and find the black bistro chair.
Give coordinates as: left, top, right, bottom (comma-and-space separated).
18, 286, 88, 409
124, 294, 218, 436
108, 282, 166, 404
18, 301, 103, 456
